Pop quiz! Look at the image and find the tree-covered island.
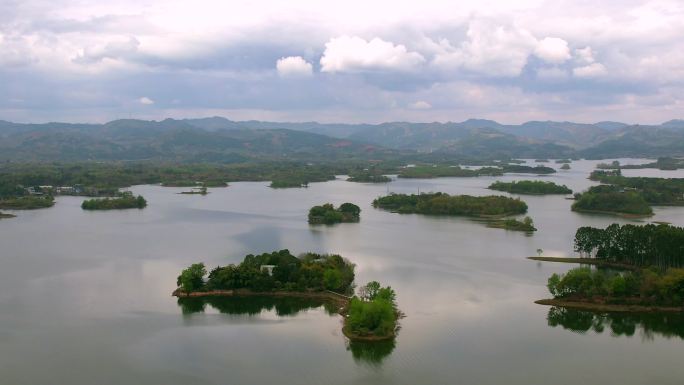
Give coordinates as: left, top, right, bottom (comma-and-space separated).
398, 165, 503, 178
535, 223, 684, 312
308, 203, 361, 224
487, 216, 537, 232
81, 192, 147, 210
372, 192, 528, 217
590, 170, 684, 206
173, 249, 400, 341
572, 185, 653, 217
488, 180, 572, 195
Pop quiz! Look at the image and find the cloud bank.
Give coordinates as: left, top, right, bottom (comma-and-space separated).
1, 0, 683, 124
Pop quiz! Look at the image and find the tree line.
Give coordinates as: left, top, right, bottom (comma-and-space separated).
547, 266, 684, 306
574, 223, 684, 269
488, 180, 572, 195
177, 249, 356, 294
372, 192, 528, 217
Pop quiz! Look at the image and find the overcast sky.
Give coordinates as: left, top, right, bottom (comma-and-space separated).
1, 0, 682, 124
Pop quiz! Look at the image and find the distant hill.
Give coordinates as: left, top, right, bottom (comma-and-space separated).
0, 119, 392, 162
0, 117, 682, 162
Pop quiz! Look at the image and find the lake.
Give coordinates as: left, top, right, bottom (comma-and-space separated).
2, 159, 684, 384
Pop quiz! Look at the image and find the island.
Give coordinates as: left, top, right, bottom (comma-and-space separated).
554, 159, 572, 164
571, 185, 653, 217
560, 163, 571, 170
0, 195, 55, 210
535, 223, 684, 312
488, 180, 572, 195
173, 249, 400, 341
535, 159, 550, 163
398, 165, 503, 179
590, 170, 684, 206
487, 216, 536, 232
372, 192, 528, 217
308, 203, 361, 224
81, 192, 147, 210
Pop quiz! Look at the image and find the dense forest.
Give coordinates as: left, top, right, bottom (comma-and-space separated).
81, 193, 147, 210
571, 185, 653, 216
177, 250, 356, 294
308, 203, 361, 224
488, 180, 572, 195
372, 192, 528, 217
573, 223, 684, 269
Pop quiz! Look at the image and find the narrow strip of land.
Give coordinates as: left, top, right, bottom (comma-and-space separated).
527, 256, 637, 270
535, 299, 684, 313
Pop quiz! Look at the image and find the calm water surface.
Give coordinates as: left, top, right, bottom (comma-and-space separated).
2, 159, 684, 385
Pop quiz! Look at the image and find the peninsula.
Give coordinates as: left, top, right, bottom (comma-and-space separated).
535, 223, 684, 312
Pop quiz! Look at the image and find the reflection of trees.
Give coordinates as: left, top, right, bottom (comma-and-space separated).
177, 296, 328, 317
177, 296, 397, 365
547, 306, 684, 339
347, 339, 396, 367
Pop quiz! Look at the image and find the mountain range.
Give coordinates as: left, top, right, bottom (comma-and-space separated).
1, 117, 683, 162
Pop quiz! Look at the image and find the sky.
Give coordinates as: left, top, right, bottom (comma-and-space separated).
1, 0, 683, 124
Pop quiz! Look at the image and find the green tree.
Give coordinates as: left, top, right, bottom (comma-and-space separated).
178, 263, 207, 293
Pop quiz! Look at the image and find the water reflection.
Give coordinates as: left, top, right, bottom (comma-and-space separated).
177, 296, 338, 317
547, 306, 684, 339
177, 296, 396, 365
347, 339, 396, 367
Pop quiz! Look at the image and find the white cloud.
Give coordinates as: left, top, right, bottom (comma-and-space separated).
535, 37, 570, 64
139, 96, 154, 105
409, 100, 432, 109
320, 36, 425, 73
573, 62, 606, 77
432, 21, 538, 77
276, 56, 313, 77
574, 46, 596, 65
74, 37, 140, 64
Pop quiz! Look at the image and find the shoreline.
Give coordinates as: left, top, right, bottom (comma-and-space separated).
172, 288, 396, 341
527, 256, 637, 270
535, 298, 684, 313
571, 208, 653, 218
